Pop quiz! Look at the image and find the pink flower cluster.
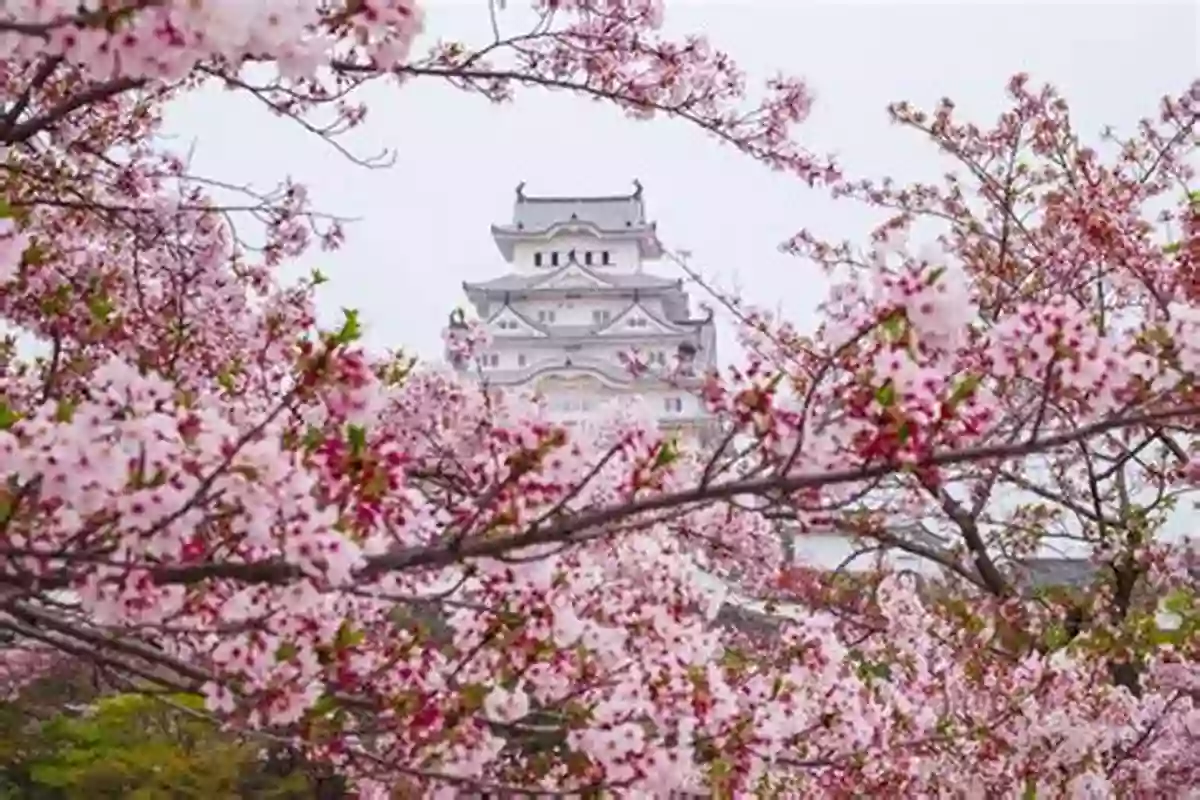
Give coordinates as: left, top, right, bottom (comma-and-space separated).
0, 1, 1196, 796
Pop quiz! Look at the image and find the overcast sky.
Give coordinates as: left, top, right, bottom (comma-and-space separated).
160, 1, 1198, 363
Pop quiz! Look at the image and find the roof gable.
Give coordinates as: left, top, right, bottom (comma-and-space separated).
464, 269, 681, 296
530, 261, 614, 291
599, 301, 686, 336
487, 305, 547, 337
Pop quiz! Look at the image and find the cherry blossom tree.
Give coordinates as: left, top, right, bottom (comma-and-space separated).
0, 1, 1197, 796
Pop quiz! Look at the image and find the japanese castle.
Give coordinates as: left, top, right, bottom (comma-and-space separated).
448, 181, 718, 446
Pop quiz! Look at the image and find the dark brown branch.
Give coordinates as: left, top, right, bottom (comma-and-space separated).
3, 76, 146, 143
0, 55, 64, 137
34, 403, 1191, 590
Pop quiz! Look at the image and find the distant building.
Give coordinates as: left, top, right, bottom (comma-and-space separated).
1012, 557, 1097, 590
780, 521, 952, 576
448, 181, 718, 447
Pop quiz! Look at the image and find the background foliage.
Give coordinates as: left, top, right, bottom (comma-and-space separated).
0, 674, 343, 799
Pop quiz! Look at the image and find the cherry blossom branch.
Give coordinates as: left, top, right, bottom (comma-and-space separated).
2, 75, 145, 143
85, 402, 1197, 589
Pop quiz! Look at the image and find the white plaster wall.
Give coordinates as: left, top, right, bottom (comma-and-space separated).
483, 342, 699, 395
522, 374, 703, 420
789, 532, 944, 576
511, 296, 683, 334
511, 236, 641, 272
511, 296, 629, 326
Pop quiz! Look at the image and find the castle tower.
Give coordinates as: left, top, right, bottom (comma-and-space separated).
447, 181, 718, 446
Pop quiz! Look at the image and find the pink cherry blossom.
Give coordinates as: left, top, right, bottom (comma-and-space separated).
0, 2, 1196, 797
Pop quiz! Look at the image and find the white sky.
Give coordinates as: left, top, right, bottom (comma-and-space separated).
159, 1, 1198, 364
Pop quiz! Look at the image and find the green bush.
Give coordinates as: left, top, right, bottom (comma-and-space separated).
0, 689, 333, 799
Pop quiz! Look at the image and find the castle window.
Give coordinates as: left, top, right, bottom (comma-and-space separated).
537, 309, 556, 323
518, 354, 527, 367
584, 251, 594, 266
551, 251, 560, 267
664, 397, 683, 413
487, 354, 500, 367
534, 252, 543, 267
592, 309, 611, 325
601, 251, 612, 266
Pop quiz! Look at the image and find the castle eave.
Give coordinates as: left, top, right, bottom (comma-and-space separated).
462, 269, 681, 295
490, 223, 662, 261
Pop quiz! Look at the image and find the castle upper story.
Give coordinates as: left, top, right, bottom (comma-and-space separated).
489, 181, 663, 271
448, 182, 720, 424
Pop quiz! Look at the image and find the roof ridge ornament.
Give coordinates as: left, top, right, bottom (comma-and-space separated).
632, 179, 643, 200
515, 181, 526, 202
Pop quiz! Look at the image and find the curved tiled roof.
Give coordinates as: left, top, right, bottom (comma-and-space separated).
593, 299, 688, 335
490, 184, 664, 261
464, 262, 680, 295
501, 181, 649, 233
485, 302, 548, 334
489, 357, 638, 388
482, 294, 712, 343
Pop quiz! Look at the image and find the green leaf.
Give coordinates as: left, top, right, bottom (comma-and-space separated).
0, 197, 10, 219
948, 373, 981, 407
310, 268, 328, 285
164, 693, 206, 711
1043, 622, 1072, 650
216, 362, 240, 393
302, 425, 325, 451
881, 314, 906, 342
719, 647, 748, 671
875, 382, 895, 407
854, 659, 892, 681
28, 762, 74, 789
346, 424, 367, 457
461, 683, 489, 711
335, 622, 365, 649
87, 293, 113, 323
0, 401, 18, 430
20, 240, 45, 267
1163, 588, 1195, 615
653, 437, 678, 468
335, 307, 362, 345
53, 400, 77, 423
